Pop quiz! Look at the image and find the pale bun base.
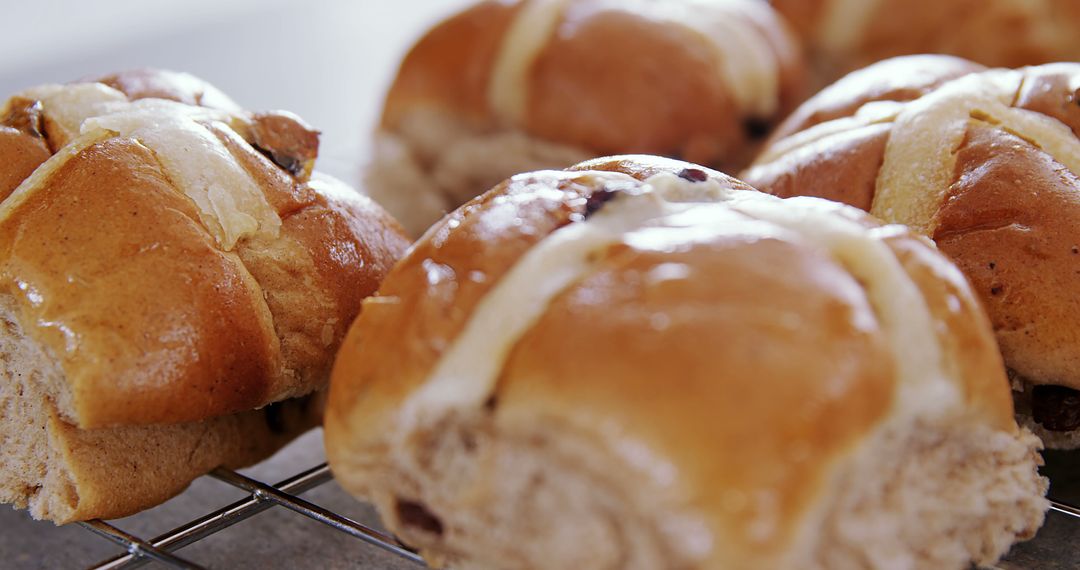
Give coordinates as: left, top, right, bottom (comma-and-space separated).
0, 297, 317, 524
365, 109, 589, 237
816, 421, 1046, 569
346, 410, 1046, 569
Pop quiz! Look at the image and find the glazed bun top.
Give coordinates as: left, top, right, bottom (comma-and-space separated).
744, 56, 1080, 390
0, 69, 409, 428
328, 155, 1015, 566
381, 0, 806, 169
772, 0, 1080, 83
765, 54, 988, 145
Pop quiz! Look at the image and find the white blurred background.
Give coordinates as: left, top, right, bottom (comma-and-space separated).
0, 0, 472, 186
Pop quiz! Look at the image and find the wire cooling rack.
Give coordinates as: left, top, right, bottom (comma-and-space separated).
77, 463, 425, 570
73, 463, 1080, 569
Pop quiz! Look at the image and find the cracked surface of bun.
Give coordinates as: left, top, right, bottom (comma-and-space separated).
327, 156, 1046, 569
366, 0, 806, 236
745, 57, 1080, 405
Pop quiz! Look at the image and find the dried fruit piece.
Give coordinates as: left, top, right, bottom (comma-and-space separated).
249, 111, 320, 181
2, 97, 45, 139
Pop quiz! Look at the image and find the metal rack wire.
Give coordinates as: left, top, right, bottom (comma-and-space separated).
78, 463, 425, 570
76, 463, 1080, 569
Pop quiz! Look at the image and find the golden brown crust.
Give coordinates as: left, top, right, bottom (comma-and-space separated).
1015, 63, 1080, 138
333, 155, 1018, 438
748, 123, 890, 212
328, 169, 623, 442
295, 182, 408, 323
769, 0, 822, 41
329, 156, 743, 436
50, 394, 319, 523
0, 98, 50, 201
883, 231, 1015, 429
207, 121, 317, 216
745, 59, 1080, 394
0, 128, 49, 202
328, 157, 1021, 566
239, 179, 409, 400
859, 0, 1080, 69
493, 234, 896, 562
0, 138, 279, 426
1, 71, 409, 427
769, 54, 984, 142
525, 6, 740, 165
380, 0, 805, 171
935, 125, 1080, 389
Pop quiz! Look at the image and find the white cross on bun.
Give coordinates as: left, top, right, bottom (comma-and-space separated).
365, 0, 807, 236
327, 155, 1047, 570
745, 56, 1080, 449
0, 69, 410, 523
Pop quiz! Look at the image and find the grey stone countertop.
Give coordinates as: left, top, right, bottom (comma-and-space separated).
3, 431, 1079, 569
